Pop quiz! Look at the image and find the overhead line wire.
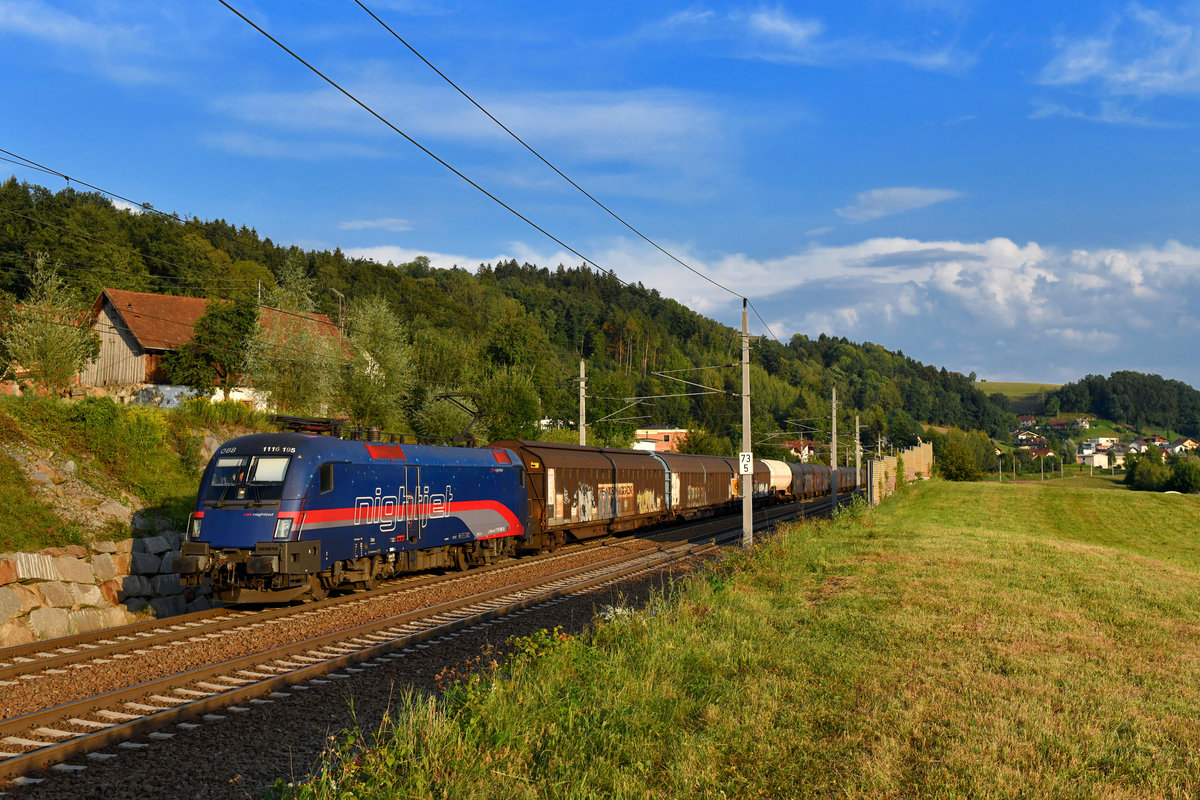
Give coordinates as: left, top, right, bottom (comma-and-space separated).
352, 0, 781, 343
214, 0, 637, 297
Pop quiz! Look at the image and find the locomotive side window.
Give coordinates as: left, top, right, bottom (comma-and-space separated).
319, 463, 334, 494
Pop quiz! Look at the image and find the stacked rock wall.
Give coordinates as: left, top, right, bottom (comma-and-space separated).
0, 534, 213, 647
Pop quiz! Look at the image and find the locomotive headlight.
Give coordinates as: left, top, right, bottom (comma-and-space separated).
187, 515, 202, 541
273, 517, 294, 540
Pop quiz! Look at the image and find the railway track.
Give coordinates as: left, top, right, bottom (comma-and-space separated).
0, 497, 832, 786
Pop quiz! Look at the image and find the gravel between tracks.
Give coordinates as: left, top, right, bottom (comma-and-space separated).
3, 549, 709, 800
0, 539, 659, 720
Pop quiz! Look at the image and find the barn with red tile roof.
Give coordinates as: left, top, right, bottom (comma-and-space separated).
79, 288, 344, 387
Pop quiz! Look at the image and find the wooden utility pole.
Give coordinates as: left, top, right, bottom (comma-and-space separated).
578, 360, 586, 446
740, 300, 753, 548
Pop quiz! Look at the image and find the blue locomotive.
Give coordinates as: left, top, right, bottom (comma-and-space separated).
175, 432, 528, 602
176, 430, 863, 603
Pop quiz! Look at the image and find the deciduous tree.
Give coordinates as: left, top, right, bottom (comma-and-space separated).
1, 253, 99, 393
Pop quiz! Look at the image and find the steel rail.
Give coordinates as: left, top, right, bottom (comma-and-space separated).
0, 529, 728, 781
0, 539, 609, 683
0, 495, 834, 783
0, 495, 831, 682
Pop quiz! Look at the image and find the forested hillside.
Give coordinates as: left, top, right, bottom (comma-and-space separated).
0, 178, 1016, 455
1050, 372, 1200, 438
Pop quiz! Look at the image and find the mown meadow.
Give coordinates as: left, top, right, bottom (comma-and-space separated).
275, 478, 1200, 799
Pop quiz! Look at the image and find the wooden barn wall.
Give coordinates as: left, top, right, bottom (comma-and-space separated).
79, 304, 146, 386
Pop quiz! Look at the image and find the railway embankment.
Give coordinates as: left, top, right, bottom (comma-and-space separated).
273, 478, 1200, 799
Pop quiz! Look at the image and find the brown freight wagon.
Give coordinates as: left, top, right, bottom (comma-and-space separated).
652, 452, 737, 517
491, 440, 668, 545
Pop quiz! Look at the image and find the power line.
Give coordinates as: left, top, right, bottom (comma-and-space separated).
213, 0, 765, 343
216, 2, 617, 286
352, 0, 777, 340
0, 147, 296, 268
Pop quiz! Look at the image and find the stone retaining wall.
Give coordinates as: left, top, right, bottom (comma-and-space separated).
0, 533, 213, 647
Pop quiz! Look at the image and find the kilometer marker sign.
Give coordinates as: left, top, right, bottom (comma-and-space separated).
739, 452, 753, 475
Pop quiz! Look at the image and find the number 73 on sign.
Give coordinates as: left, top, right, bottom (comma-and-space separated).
739, 452, 753, 475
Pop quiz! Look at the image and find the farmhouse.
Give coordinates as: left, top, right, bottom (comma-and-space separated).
78, 288, 343, 389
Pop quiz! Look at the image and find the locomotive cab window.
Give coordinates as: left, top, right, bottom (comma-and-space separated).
204, 455, 292, 503
319, 463, 334, 494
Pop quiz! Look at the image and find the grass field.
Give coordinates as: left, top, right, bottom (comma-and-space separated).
277, 480, 1200, 799
978, 380, 1061, 414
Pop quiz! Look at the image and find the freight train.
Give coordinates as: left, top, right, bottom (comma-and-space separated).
174, 432, 862, 603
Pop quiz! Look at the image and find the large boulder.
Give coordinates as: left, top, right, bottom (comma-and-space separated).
75, 584, 105, 608
28, 607, 69, 639
131, 551, 161, 576
0, 617, 34, 646
12, 552, 57, 581
139, 535, 171, 555
0, 586, 20, 625
53, 556, 95, 585
151, 574, 182, 597
117, 575, 151, 601
68, 608, 106, 634
150, 595, 186, 618
91, 553, 118, 583
158, 550, 181, 574
38, 581, 76, 608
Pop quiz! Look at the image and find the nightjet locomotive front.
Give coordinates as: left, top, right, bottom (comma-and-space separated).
174, 433, 528, 603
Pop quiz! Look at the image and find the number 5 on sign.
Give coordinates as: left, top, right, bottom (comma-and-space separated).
739, 452, 753, 475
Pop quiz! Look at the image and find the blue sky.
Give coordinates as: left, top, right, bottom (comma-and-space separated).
3, 1, 1200, 386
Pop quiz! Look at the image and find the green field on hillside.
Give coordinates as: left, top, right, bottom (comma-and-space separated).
979, 380, 1061, 414
278, 480, 1200, 799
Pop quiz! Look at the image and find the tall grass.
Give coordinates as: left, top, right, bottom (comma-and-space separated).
275, 480, 1200, 799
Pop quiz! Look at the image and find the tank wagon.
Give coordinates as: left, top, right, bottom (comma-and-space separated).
177, 432, 866, 603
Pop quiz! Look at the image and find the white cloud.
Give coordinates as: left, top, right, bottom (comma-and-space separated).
1029, 99, 1174, 128
745, 8, 825, 49
635, 6, 977, 74
1043, 328, 1122, 351
108, 198, 145, 215
486, 233, 1200, 384
209, 80, 727, 172
0, 0, 137, 49
344, 245, 493, 269
338, 218, 413, 233
1039, 4, 1200, 99
0, 0, 183, 83
805, 226, 834, 237
836, 187, 963, 221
